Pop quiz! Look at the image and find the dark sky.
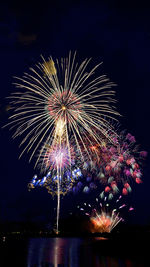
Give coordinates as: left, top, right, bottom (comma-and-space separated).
0, 0, 150, 226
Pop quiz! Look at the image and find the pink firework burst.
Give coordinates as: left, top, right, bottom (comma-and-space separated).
41, 144, 75, 171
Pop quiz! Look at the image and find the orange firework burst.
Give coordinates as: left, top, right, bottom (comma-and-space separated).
90, 211, 121, 233
77, 195, 133, 234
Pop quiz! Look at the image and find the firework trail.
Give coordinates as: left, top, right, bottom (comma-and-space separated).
5, 52, 120, 232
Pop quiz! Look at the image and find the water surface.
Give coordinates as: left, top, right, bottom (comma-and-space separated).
1, 236, 148, 266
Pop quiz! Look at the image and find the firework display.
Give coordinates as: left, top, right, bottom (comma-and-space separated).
76, 130, 147, 199
67, 130, 147, 200
28, 167, 82, 197
6, 52, 119, 165
78, 195, 134, 233
6, 52, 120, 233
5, 52, 147, 233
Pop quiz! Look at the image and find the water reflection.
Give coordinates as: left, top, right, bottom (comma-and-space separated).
1, 236, 147, 266
26, 237, 146, 267
27, 237, 81, 267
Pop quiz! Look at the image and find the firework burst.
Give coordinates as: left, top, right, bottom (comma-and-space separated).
98, 130, 147, 196
6, 52, 119, 166
28, 167, 82, 198
78, 195, 134, 233
89, 211, 121, 233
77, 129, 147, 198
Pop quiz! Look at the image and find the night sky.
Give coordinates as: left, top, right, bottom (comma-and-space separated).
0, 0, 150, 227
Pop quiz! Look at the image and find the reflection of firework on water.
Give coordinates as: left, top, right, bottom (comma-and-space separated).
78, 195, 134, 233
6, 52, 119, 164
28, 167, 82, 197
